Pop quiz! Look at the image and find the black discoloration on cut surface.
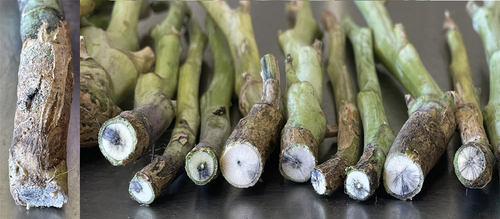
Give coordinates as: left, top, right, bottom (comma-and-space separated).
197, 162, 210, 180
103, 126, 122, 147
130, 180, 143, 194
311, 169, 320, 184
282, 153, 302, 169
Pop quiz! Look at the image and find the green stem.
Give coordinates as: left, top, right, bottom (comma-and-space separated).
341, 15, 396, 200
98, 2, 189, 166
80, 0, 95, 17
200, 1, 262, 115
106, 1, 142, 51
467, 1, 500, 165
185, 16, 234, 186
129, 18, 206, 204
278, 2, 326, 183
355, 1, 442, 100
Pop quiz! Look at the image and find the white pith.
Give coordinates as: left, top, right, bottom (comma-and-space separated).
220, 142, 261, 187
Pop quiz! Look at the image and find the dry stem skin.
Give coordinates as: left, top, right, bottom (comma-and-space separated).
129, 18, 207, 204
444, 12, 495, 188
200, 1, 263, 115
9, 0, 73, 208
467, 1, 500, 170
278, 2, 326, 183
185, 16, 233, 186
356, 1, 457, 200
311, 11, 362, 195
220, 54, 283, 188
98, 2, 189, 166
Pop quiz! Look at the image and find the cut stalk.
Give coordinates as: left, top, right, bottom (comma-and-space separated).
311, 11, 362, 196
80, 1, 155, 147
356, 1, 456, 200
340, 15, 396, 201
200, 1, 262, 115
444, 11, 495, 189
9, 0, 73, 208
129, 18, 206, 204
220, 54, 283, 188
467, 1, 500, 171
278, 2, 326, 183
98, 2, 189, 166
185, 17, 234, 186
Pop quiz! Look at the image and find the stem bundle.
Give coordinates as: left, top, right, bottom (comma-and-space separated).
311, 11, 361, 196
278, 2, 326, 183
200, 1, 263, 115
467, 1, 500, 170
356, 1, 456, 200
129, 18, 206, 204
341, 15, 396, 201
185, 16, 234, 186
9, 0, 73, 208
444, 11, 495, 188
98, 2, 189, 166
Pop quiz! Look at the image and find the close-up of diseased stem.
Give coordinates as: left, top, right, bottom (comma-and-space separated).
444, 11, 495, 189
311, 11, 361, 196
467, 1, 500, 171
356, 1, 456, 200
278, 1, 326, 183
98, 2, 189, 166
200, 1, 263, 115
184, 16, 234, 186
129, 18, 206, 204
9, 0, 73, 208
220, 54, 283, 188
80, 0, 155, 147
341, 15, 396, 201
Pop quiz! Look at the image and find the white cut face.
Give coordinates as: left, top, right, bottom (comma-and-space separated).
129, 177, 154, 204
311, 169, 326, 195
345, 170, 371, 200
457, 145, 485, 181
281, 146, 315, 182
384, 155, 421, 196
101, 123, 134, 161
186, 150, 216, 182
220, 142, 261, 187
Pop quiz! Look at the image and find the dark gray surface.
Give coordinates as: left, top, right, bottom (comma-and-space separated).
0, 0, 80, 218
81, 1, 499, 219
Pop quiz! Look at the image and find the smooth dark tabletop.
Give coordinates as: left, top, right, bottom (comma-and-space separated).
0, 0, 80, 218
81, 1, 499, 219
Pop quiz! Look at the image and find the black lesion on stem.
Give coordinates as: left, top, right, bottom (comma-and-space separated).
282, 153, 302, 169
197, 162, 210, 180
130, 180, 143, 194
103, 126, 122, 147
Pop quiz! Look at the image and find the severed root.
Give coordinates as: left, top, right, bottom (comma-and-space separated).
383, 92, 456, 200
9, 0, 73, 208
98, 2, 189, 165
445, 10, 495, 188
220, 54, 283, 188
278, 1, 325, 183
